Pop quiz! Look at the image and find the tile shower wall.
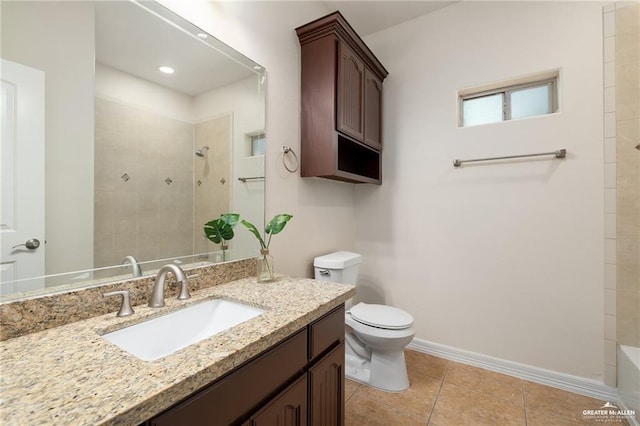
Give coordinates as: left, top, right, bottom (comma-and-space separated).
603, 2, 618, 388
193, 114, 232, 256
94, 97, 194, 268
603, 0, 640, 387
614, 2, 640, 348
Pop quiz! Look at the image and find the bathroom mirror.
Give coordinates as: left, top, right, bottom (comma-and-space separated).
0, 1, 265, 300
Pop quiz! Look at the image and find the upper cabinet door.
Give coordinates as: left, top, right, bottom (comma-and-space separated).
363, 68, 383, 151
337, 42, 364, 141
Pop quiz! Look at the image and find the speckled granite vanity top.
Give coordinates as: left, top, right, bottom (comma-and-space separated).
0, 276, 355, 425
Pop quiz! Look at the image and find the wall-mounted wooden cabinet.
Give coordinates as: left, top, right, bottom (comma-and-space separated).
296, 12, 388, 184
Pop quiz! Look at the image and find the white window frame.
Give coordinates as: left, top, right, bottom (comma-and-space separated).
247, 131, 266, 156
458, 71, 559, 127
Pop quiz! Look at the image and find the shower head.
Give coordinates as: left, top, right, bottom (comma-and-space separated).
195, 146, 210, 157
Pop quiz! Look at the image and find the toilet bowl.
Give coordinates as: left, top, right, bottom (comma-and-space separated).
345, 302, 415, 391
314, 251, 415, 392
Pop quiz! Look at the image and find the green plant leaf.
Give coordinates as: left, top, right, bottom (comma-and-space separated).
240, 219, 266, 249
265, 214, 293, 235
204, 218, 234, 244
220, 213, 239, 227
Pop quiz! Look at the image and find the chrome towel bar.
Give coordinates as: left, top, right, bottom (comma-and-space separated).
453, 149, 566, 167
238, 176, 265, 182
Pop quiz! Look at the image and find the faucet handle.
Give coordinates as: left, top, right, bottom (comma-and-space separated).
103, 290, 135, 317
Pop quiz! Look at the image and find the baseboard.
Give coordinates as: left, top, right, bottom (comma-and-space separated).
407, 338, 618, 403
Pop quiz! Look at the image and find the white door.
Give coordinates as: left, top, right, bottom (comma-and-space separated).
0, 59, 45, 295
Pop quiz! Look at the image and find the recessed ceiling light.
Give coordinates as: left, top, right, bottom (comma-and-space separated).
197, 33, 208, 39
158, 66, 175, 74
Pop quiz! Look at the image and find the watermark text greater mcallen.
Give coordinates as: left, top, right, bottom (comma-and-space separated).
583, 402, 636, 423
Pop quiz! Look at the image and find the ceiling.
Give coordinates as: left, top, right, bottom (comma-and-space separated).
95, 2, 256, 97
94, 1, 455, 97
323, 1, 456, 36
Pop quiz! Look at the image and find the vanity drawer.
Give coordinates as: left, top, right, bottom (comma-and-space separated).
308, 305, 345, 361
150, 329, 307, 426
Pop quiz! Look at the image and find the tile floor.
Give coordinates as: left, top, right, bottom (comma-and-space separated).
345, 350, 626, 426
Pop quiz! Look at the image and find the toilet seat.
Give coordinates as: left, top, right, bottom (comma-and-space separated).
349, 303, 413, 330
346, 314, 416, 340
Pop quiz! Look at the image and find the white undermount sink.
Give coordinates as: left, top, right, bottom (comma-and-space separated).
101, 299, 265, 361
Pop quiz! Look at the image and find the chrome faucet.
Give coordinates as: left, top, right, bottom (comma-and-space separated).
122, 255, 142, 278
148, 264, 190, 308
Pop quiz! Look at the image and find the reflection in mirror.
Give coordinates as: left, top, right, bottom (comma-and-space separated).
0, 1, 266, 300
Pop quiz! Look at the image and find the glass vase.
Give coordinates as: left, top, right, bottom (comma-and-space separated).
257, 249, 274, 282
213, 243, 229, 263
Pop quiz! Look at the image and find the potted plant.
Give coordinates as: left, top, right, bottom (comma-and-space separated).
241, 213, 293, 282
204, 213, 240, 262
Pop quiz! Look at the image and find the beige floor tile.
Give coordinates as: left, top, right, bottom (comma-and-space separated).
444, 361, 524, 404
346, 391, 426, 426
345, 379, 361, 402
524, 381, 608, 425
344, 353, 615, 426
405, 350, 449, 382
356, 373, 441, 418
429, 382, 526, 426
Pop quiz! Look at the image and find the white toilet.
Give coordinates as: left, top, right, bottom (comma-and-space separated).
314, 251, 415, 392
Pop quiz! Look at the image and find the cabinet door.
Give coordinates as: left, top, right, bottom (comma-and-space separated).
308, 342, 345, 426
337, 42, 364, 141
149, 330, 307, 426
363, 68, 383, 150
248, 375, 307, 426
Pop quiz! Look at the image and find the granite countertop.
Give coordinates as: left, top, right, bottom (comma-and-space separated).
0, 276, 355, 425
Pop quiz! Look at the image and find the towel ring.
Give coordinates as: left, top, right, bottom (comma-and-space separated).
282, 146, 299, 173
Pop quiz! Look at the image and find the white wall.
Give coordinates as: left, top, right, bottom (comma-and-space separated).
357, 1, 605, 381
158, 0, 356, 277
158, 0, 607, 382
2, 2, 95, 276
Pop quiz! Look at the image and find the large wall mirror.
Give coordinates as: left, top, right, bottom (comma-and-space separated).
0, 1, 266, 300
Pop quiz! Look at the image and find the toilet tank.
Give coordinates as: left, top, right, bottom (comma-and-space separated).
314, 251, 362, 285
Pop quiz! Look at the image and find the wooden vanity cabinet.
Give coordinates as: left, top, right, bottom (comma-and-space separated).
145, 305, 345, 426
243, 375, 308, 426
296, 11, 388, 184
308, 343, 345, 425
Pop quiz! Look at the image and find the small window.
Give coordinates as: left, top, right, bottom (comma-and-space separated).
459, 73, 558, 127
249, 133, 266, 156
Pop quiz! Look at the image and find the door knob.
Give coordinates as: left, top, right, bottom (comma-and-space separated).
12, 239, 40, 250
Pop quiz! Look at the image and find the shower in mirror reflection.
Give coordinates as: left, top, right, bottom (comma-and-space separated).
0, 0, 266, 299
195, 146, 209, 158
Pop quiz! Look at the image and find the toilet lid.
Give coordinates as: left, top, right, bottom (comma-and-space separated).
349, 303, 414, 330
